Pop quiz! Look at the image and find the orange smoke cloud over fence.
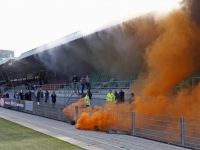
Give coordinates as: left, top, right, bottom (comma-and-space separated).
63, 5, 200, 149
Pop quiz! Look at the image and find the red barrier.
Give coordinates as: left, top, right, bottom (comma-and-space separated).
0, 98, 5, 107
41, 85, 60, 90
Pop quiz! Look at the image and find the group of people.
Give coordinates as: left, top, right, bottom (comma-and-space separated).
10, 89, 57, 107
106, 89, 125, 103
84, 88, 135, 107
13, 90, 32, 101
106, 89, 135, 104
36, 90, 56, 107
72, 74, 91, 93
2, 92, 9, 98
25, 78, 47, 91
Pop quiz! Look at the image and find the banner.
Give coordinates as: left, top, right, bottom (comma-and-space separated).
25, 101, 33, 111
0, 98, 4, 107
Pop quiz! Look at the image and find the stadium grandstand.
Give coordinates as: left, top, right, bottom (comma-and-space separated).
0, 16, 144, 106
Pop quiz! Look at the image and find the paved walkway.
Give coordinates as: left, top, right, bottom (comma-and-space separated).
0, 107, 190, 150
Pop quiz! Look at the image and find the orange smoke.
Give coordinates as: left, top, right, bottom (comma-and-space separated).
134, 8, 200, 117
64, 7, 200, 132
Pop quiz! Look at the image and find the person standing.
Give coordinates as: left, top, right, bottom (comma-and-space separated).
114, 90, 119, 101
72, 74, 79, 93
84, 92, 90, 107
87, 89, 92, 100
5, 92, 9, 98
80, 77, 86, 93
40, 90, 44, 100
85, 75, 91, 90
51, 91, 57, 107
24, 91, 29, 100
19, 90, 24, 100
129, 93, 134, 104
15, 91, 19, 100
106, 90, 115, 102
118, 89, 125, 103
37, 90, 40, 105
28, 90, 32, 101
45, 90, 49, 103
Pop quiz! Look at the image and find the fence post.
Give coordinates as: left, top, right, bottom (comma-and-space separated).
58, 106, 61, 120
75, 106, 78, 121
132, 112, 135, 135
180, 116, 185, 146
44, 103, 47, 117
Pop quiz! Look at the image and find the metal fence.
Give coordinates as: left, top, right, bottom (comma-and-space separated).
1, 98, 70, 123
2, 80, 138, 93
2, 98, 200, 149
69, 106, 200, 149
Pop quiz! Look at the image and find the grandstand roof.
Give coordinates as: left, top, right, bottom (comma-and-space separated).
0, 13, 145, 76
16, 31, 82, 61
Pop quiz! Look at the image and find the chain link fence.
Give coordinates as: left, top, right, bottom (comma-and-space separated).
1, 98, 70, 123
2, 98, 200, 149
67, 106, 200, 149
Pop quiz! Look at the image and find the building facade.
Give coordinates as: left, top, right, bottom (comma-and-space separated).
0, 49, 14, 60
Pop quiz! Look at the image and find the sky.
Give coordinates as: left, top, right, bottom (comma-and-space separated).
0, 0, 182, 57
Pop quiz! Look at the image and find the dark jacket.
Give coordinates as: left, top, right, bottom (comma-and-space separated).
45, 91, 49, 97
114, 92, 119, 100
37, 91, 40, 98
88, 91, 92, 99
25, 92, 29, 100
119, 91, 125, 102
5, 93, 9, 98
72, 76, 78, 82
19, 92, 23, 100
28, 91, 32, 100
51, 94, 57, 103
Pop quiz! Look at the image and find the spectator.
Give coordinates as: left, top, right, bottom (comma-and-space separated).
114, 90, 119, 101
80, 77, 86, 93
87, 89, 92, 100
14, 91, 19, 100
37, 90, 40, 105
24, 91, 29, 100
40, 90, 44, 100
118, 89, 125, 103
129, 93, 135, 104
28, 90, 32, 101
106, 90, 115, 102
19, 90, 24, 100
85, 75, 91, 90
5, 92, 9, 98
72, 74, 79, 93
51, 91, 57, 107
13, 91, 16, 99
45, 90, 49, 103
84, 92, 90, 107
26, 82, 30, 90
31, 84, 34, 90
33, 83, 36, 90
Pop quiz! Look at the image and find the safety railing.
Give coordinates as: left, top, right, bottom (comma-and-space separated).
2, 98, 200, 149
2, 80, 139, 97
2, 80, 138, 91
1, 99, 70, 123
68, 106, 200, 149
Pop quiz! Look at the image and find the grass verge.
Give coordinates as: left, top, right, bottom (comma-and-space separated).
0, 118, 85, 150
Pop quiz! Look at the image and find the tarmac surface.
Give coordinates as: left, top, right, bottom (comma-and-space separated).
0, 107, 190, 150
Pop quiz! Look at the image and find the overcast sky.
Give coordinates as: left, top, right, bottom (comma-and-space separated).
0, 0, 181, 57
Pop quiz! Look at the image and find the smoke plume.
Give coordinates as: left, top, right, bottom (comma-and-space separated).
64, 1, 200, 132
34, 13, 161, 79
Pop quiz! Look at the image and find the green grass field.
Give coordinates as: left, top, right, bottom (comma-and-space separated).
0, 118, 85, 150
